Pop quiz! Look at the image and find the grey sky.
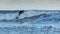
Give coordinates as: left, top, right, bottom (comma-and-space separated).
0, 0, 60, 10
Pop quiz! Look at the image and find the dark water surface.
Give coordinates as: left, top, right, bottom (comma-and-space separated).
0, 10, 60, 34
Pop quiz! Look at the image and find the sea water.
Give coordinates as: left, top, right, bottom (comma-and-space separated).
0, 10, 60, 34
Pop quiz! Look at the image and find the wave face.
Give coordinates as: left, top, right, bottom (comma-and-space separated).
0, 10, 60, 34
0, 10, 59, 20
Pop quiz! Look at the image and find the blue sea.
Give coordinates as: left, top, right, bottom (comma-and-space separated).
0, 10, 60, 34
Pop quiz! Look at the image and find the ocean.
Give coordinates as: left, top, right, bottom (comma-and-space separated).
0, 10, 60, 34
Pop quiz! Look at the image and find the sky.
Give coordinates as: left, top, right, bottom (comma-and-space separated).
0, 0, 60, 10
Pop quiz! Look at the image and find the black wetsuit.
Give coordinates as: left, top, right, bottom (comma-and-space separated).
18, 10, 24, 16
16, 10, 24, 19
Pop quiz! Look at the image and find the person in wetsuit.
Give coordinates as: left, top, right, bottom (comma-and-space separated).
16, 10, 24, 19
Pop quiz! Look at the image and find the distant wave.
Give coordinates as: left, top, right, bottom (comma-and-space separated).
0, 10, 59, 20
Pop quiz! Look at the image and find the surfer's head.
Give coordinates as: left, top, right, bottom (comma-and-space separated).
18, 10, 24, 15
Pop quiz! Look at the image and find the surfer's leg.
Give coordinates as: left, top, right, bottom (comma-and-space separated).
16, 16, 19, 19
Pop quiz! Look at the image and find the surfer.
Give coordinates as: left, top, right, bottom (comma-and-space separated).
16, 10, 24, 19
